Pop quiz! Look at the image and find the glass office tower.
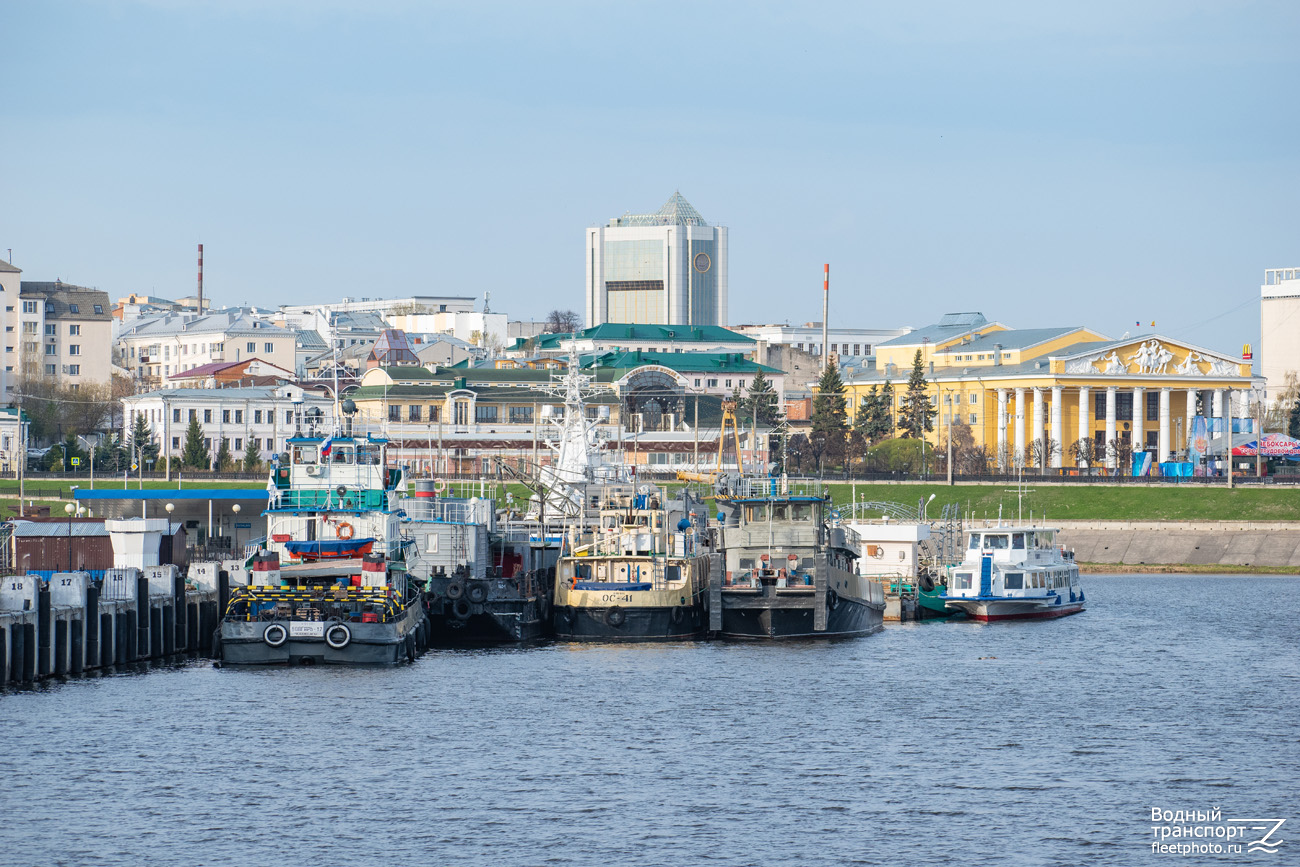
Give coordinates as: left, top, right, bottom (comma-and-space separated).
585, 192, 728, 328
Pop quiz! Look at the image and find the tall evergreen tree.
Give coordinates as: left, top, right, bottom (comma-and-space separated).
242, 438, 262, 473
215, 437, 234, 472
128, 412, 159, 466
181, 415, 210, 469
811, 364, 849, 471
897, 350, 936, 439
857, 383, 894, 443
745, 369, 781, 426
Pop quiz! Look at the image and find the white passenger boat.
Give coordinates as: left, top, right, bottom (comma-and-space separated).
941, 525, 1085, 621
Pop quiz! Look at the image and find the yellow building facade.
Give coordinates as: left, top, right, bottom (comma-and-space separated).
845, 313, 1262, 469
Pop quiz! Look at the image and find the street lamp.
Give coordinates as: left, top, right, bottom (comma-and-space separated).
76, 434, 99, 490
64, 502, 75, 571
232, 503, 242, 553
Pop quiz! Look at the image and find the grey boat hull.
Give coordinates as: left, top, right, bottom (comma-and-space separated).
553, 604, 705, 642
219, 602, 425, 665
718, 593, 884, 640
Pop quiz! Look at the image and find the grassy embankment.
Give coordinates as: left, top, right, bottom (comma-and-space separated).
5, 477, 1296, 523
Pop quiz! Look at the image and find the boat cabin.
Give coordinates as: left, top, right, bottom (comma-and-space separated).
715, 496, 859, 588
275, 434, 398, 511
948, 526, 1080, 601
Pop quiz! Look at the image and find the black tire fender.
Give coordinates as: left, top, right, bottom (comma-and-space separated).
446, 581, 465, 600
605, 606, 626, 628
325, 623, 351, 649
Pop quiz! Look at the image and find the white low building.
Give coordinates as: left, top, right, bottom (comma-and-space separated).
845, 519, 930, 580
121, 385, 333, 469
117, 309, 298, 387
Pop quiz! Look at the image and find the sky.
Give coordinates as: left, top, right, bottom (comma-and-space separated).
2, 1, 1297, 360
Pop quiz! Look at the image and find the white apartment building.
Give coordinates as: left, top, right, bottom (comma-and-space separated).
0, 260, 113, 397
1261, 267, 1300, 404
278, 296, 497, 347
732, 322, 912, 361
585, 192, 728, 328
121, 384, 333, 468
117, 310, 297, 387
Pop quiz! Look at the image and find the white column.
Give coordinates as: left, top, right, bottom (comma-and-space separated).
1186, 388, 1199, 447
996, 389, 1008, 467
1132, 386, 1145, 452
1105, 386, 1117, 469
1031, 388, 1045, 469
1158, 388, 1171, 462
1212, 389, 1223, 421
1078, 386, 1091, 466
1014, 387, 1026, 467
1051, 386, 1063, 469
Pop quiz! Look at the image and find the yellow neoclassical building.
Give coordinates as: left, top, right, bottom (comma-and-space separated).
843, 313, 1262, 469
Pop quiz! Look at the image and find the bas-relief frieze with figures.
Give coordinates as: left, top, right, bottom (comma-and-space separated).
1061, 340, 1237, 378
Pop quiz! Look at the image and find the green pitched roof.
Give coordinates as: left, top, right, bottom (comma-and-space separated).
514, 323, 754, 352
588, 350, 780, 375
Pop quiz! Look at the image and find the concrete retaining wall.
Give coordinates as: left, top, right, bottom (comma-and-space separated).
1049, 521, 1300, 568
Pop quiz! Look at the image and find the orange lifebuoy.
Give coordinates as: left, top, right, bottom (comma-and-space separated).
337, 522, 355, 541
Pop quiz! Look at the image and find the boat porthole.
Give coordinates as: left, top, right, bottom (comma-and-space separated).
325, 623, 351, 649
263, 623, 288, 647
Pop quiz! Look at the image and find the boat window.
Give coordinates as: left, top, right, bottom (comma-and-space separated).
739, 558, 754, 570
969, 535, 980, 550
983, 535, 1009, 550
664, 565, 681, 582
333, 445, 355, 464
953, 572, 972, 590
802, 557, 815, 570
745, 504, 768, 522
1025, 532, 1036, 548
772, 504, 788, 521
1012, 533, 1025, 549
293, 446, 317, 465
791, 503, 814, 522
1003, 572, 1024, 590
1039, 531, 1054, 547
356, 444, 380, 465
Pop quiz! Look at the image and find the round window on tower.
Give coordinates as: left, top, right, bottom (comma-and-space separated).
693, 252, 711, 273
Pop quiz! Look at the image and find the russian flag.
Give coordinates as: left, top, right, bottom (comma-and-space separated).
320, 437, 334, 459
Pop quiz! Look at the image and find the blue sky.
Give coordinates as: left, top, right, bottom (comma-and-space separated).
2, 1, 1297, 358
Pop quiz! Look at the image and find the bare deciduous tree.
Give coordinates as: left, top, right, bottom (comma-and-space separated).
545, 310, 581, 333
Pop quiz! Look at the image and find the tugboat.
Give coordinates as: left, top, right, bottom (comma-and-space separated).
712, 477, 885, 639
406, 483, 556, 643
217, 401, 427, 664
940, 525, 1084, 621
552, 484, 712, 641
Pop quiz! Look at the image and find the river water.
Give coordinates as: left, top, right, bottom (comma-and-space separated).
2, 574, 1297, 866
